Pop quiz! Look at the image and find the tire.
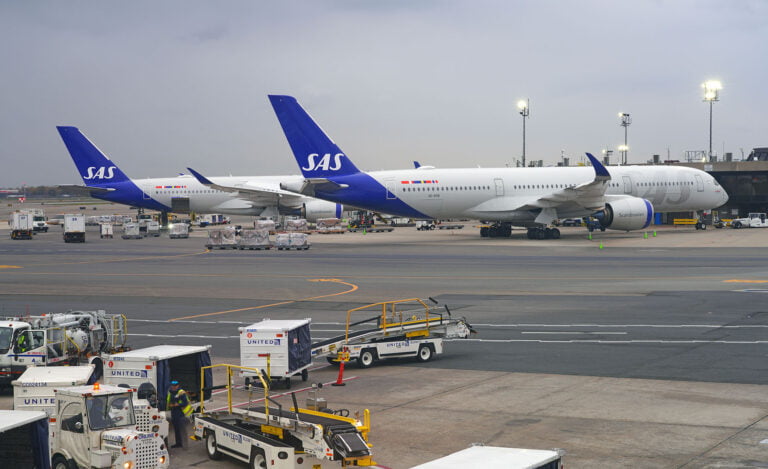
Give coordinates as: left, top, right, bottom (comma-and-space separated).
244, 377, 250, 387
301, 368, 309, 382
206, 432, 222, 460
551, 228, 561, 239
52, 456, 72, 469
284, 377, 291, 389
357, 349, 376, 368
417, 344, 433, 362
733, 221, 742, 229
251, 450, 267, 469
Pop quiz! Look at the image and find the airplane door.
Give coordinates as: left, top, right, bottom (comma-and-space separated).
494, 178, 504, 196
622, 176, 633, 195
385, 180, 397, 200
695, 174, 704, 192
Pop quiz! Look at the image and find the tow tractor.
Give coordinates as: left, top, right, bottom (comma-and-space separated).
311, 298, 474, 369
193, 364, 377, 468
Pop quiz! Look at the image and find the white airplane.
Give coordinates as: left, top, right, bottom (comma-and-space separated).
56, 126, 342, 221
268, 95, 729, 239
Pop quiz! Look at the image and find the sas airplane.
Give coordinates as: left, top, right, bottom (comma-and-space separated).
268, 95, 729, 239
56, 126, 342, 222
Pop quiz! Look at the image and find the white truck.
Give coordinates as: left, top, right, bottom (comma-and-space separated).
0, 410, 50, 469
99, 223, 113, 239
63, 214, 86, 243
50, 384, 170, 469
731, 212, 768, 228
411, 445, 563, 469
239, 319, 313, 388
30, 208, 49, 232
10, 211, 34, 239
0, 310, 129, 389
101, 344, 213, 413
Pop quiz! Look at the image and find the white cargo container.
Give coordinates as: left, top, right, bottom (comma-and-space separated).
102, 345, 213, 412
63, 213, 86, 243
239, 318, 312, 388
145, 220, 161, 237
13, 365, 95, 415
411, 445, 564, 469
99, 223, 113, 238
10, 212, 34, 239
168, 222, 189, 239
0, 410, 49, 468
122, 222, 142, 239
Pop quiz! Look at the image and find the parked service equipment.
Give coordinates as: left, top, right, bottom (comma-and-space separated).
63, 214, 86, 243
99, 223, 113, 238
194, 364, 377, 468
284, 218, 309, 231
144, 220, 160, 237
411, 445, 563, 469
275, 232, 310, 250
316, 218, 345, 233
0, 310, 129, 387
30, 209, 49, 232
206, 227, 237, 249
0, 410, 50, 469
254, 218, 276, 233
121, 223, 142, 239
101, 344, 213, 412
168, 222, 189, 239
238, 228, 271, 249
50, 384, 170, 469
731, 212, 768, 228
10, 211, 34, 239
312, 298, 473, 369
13, 365, 95, 415
240, 319, 312, 388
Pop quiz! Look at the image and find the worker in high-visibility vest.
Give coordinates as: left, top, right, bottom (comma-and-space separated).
16, 332, 28, 353
166, 380, 192, 448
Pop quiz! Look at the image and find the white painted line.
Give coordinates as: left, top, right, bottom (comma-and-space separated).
459, 338, 768, 344
521, 331, 628, 335
473, 323, 768, 329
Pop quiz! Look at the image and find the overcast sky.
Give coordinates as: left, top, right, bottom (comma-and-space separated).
1, 0, 766, 187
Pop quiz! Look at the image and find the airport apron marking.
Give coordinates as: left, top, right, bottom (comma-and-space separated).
15, 249, 210, 267
0, 265, 22, 269
168, 278, 359, 321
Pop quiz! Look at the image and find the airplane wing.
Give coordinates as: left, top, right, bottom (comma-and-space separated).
470, 153, 611, 224
57, 184, 116, 195
279, 178, 349, 197
187, 167, 305, 207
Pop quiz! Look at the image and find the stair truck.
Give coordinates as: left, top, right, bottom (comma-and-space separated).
12, 365, 170, 441
63, 214, 86, 243
49, 383, 169, 469
0, 410, 50, 469
240, 319, 313, 388
193, 364, 377, 469
311, 298, 474, 368
10, 211, 34, 239
0, 310, 129, 388
101, 345, 213, 414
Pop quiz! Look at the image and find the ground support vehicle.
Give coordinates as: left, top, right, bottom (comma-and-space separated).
347, 226, 394, 233
99, 223, 113, 238
0, 410, 50, 469
31, 209, 49, 232
101, 344, 213, 413
10, 211, 34, 239
731, 212, 768, 228
311, 298, 474, 368
411, 445, 563, 469
193, 364, 377, 469
0, 310, 129, 387
144, 220, 160, 237
63, 214, 86, 243
50, 384, 169, 469
121, 223, 142, 239
416, 220, 436, 231
240, 319, 312, 388
168, 222, 189, 239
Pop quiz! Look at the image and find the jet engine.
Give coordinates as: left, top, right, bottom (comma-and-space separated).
301, 200, 343, 222
595, 197, 654, 231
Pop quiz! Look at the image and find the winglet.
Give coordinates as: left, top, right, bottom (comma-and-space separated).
186, 167, 215, 186
414, 161, 421, 169
585, 152, 611, 180
268, 95, 361, 178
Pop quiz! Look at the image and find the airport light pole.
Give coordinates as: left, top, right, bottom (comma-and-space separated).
618, 112, 631, 164
702, 80, 722, 162
517, 99, 530, 167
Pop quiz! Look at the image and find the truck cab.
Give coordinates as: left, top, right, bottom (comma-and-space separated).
50, 384, 169, 469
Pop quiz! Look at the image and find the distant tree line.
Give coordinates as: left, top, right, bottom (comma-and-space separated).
2, 186, 74, 198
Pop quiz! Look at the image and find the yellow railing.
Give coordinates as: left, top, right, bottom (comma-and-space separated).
344, 298, 437, 342
199, 363, 270, 416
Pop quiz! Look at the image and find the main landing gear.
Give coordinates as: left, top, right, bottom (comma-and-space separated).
526, 227, 560, 240
479, 223, 512, 238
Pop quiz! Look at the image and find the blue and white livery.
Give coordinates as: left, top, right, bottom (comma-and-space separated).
268, 95, 729, 237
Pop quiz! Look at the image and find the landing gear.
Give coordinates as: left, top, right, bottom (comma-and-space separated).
526, 227, 560, 240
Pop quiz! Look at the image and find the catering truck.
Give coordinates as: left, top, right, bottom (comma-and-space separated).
63, 214, 86, 243
49, 384, 169, 469
101, 344, 213, 412
0, 310, 129, 388
0, 410, 50, 469
10, 211, 34, 239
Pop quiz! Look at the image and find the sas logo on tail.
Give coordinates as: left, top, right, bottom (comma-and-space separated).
302, 153, 344, 172
84, 166, 117, 180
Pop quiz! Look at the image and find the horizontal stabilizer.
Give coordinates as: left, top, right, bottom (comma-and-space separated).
57, 184, 115, 195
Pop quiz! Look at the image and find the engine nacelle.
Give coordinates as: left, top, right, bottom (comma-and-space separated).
596, 197, 654, 231
301, 200, 343, 222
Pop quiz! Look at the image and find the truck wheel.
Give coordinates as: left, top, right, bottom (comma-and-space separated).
733, 221, 742, 229
417, 345, 433, 362
52, 456, 72, 469
284, 377, 292, 389
301, 368, 309, 381
206, 432, 222, 460
357, 349, 376, 368
251, 449, 267, 469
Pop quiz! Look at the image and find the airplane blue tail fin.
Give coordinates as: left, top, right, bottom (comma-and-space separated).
57, 126, 131, 185
268, 95, 360, 178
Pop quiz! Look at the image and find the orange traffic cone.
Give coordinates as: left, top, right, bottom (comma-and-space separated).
332, 359, 346, 386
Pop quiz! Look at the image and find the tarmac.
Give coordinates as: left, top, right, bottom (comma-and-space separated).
2, 200, 768, 468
